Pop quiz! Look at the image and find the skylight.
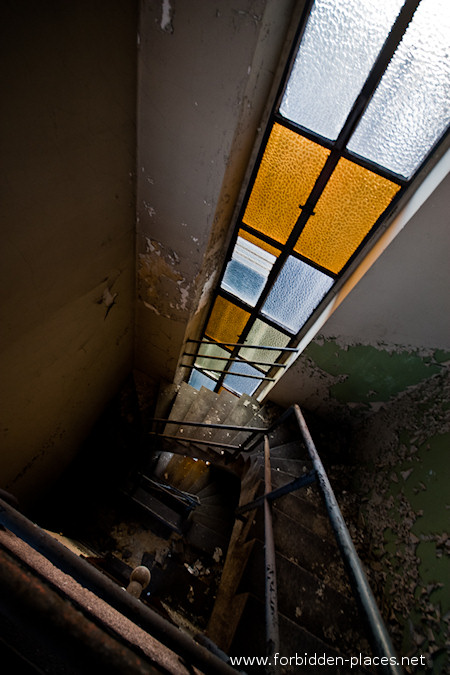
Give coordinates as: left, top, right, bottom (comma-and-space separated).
188, 0, 450, 397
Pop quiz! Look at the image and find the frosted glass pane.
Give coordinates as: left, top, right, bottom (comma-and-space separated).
239, 229, 281, 258
243, 123, 330, 243
189, 369, 217, 391
240, 320, 290, 371
224, 361, 262, 396
221, 236, 276, 306
295, 158, 400, 273
205, 297, 250, 344
262, 257, 334, 333
280, 0, 404, 139
196, 344, 231, 372
348, 0, 450, 178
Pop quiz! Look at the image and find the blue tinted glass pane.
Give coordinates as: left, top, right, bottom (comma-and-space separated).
189, 369, 217, 391
348, 0, 450, 178
222, 260, 266, 306
262, 256, 334, 333
221, 236, 276, 306
280, 0, 404, 140
223, 361, 262, 396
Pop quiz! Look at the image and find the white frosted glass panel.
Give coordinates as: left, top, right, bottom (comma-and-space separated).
348, 0, 450, 178
224, 361, 262, 396
280, 0, 404, 139
262, 257, 333, 333
240, 321, 291, 372
221, 236, 276, 306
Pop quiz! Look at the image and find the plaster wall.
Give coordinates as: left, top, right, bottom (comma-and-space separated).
135, 0, 298, 381
0, 1, 137, 503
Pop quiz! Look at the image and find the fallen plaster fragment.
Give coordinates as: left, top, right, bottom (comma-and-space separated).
161, 0, 174, 33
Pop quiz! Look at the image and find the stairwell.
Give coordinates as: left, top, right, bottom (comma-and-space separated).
127, 381, 381, 674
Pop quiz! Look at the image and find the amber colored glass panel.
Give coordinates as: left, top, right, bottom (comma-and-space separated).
243, 123, 330, 244
205, 296, 250, 344
295, 159, 400, 274
238, 229, 281, 257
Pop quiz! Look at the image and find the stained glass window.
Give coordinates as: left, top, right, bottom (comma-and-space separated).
189, 0, 449, 398
295, 159, 401, 273
243, 123, 330, 243
205, 297, 250, 344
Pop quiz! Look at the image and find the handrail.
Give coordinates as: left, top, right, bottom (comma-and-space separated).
263, 436, 280, 674
0, 498, 243, 675
292, 405, 402, 675
182, 353, 287, 368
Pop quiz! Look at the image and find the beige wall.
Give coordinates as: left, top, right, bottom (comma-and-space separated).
0, 1, 137, 504
135, 0, 298, 381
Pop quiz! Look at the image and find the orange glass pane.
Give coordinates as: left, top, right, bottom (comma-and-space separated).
205, 296, 250, 344
243, 123, 330, 244
295, 158, 400, 274
238, 229, 281, 257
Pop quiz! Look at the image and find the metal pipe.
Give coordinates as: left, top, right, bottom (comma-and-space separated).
149, 432, 240, 452
235, 470, 316, 516
263, 437, 280, 674
293, 406, 403, 675
187, 339, 298, 352
0, 499, 242, 675
183, 364, 275, 381
150, 418, 266, 433
182, 353, 287, 368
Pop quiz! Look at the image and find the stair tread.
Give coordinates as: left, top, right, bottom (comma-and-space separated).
240, 542, 367, 653
212, 393, 259, 446
256, 455, 314, 476
176, 386, 218, 442
231, 594, 352, 674
164, 382, 197, 436
186, 520, 229, 556
130, 488, 184, 533
193, 390, 240, 444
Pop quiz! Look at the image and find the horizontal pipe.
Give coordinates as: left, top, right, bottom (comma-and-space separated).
187, 339, 298, 352
235, 470, 316, 515
182, 353, 287, 368
0, 499, 242, 675
183, 364, 274, 381
293, 406, 402, 675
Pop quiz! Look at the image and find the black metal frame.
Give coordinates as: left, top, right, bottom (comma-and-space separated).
184, 0, 449, 400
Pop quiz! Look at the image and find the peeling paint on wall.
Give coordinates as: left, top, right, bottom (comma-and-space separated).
138, 239, 193, 320
350, 368, 450, 673
160, 0, 174, 34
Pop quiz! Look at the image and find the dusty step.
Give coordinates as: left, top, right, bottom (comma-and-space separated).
186, 520, 230, 556
256, 455, 313, 476
163, 382, 198, 436
265, 440, 307, 460
248, 507, 349, 594
192, 510, 233, 534
212, 394, 260, 446
196, 481, 220, 500
231, 405, 271, 448
269, 490, 333, 541
192, 390, 240, 445
240, 542, 367, 655
129, 487, 185, 534
230, 594, 349, 674
176, 386, 219, 443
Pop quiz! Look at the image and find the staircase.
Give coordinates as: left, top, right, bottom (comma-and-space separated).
126, 381, 395, 674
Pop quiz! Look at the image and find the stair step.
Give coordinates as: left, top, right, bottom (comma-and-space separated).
164, 382, 197, 436
130, 488, 185, 534
256, 455, 313, 476
176, 387, 218, 443
248, 507, 349, 594
240, 542, 365, 654
193, 390, 240, 445
231, 405, 270, 447
270, 490, 333, 541
266, 468, 323, 508
196, 481, 220, 500
265, 440, 307, 460
211, 393, 259, 447
192, 510, 232, 534
230, 594, 346, 674
186, 520, 230, 556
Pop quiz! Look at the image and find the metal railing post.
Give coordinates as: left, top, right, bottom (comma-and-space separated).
293, 405, 403, 675
264, 436, 280, 674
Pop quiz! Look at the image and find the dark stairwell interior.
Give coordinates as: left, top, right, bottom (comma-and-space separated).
1, 1, 449, 674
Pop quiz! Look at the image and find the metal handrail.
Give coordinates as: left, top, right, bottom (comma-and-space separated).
0, 498, 242, 675
263, 436, 280, 674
